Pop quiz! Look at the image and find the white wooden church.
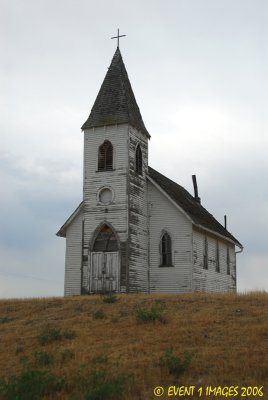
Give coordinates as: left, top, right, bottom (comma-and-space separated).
57, 45, 242, 296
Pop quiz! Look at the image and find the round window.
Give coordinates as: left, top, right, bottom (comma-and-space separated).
99, 188, 113, 204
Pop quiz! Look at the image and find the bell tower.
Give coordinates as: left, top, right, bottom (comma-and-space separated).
81, 46, 150, 293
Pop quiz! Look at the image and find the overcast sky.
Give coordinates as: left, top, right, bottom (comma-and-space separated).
1, 0, 267, 298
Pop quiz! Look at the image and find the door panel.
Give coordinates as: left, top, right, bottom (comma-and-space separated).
91, 252, 119, 293
91, 252, 104, 293
105, 252, 119, 292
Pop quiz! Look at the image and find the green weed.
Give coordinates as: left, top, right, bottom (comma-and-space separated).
37, 324, 62, 345
159, 348, 192, 377
92, 354, 108, 365
135, 301, 166, 323
37, 324, 76, 345
92, 309, 105, 320
62, 328, 76, 340
33, 351, 54, 367
83, 369, 130, 400
102, 294, 118, 304
19, 356, 29, 367
0, 316, 14, 324
61, 349, 75, 363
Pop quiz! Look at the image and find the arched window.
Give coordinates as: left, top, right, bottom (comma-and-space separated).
135, 144, 142, 175
98, 141, 113, 171
161, 232, 172, 266
93, 224, 118, 252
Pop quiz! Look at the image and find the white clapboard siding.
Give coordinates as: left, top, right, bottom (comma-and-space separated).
64, 211, 83, 296
148, 181, 192, 293
193, 229, 236, 292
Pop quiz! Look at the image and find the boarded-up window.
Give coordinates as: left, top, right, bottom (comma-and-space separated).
93, 225, 118, 252
135, 145, 142, 175
227, 247, 230, 275
161, 232, 172, 266
203, 236, 208, 269
98, 141, 113, 171
216, 241, 220, 272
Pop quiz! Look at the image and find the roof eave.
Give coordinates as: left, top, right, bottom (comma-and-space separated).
81, 121, 150, 139
56, 201, 84, 238
193, 224, 243, 249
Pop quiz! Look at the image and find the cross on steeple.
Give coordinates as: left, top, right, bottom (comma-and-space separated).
111, 28, 126, 48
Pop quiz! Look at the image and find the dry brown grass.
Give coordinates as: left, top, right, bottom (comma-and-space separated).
0, 292, 267, 399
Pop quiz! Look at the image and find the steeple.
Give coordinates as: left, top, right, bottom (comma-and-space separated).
81, 48, 150, 138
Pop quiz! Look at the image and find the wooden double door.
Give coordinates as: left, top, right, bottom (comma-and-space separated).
90, 251, 119, 293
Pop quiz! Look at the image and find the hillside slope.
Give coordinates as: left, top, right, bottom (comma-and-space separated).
0, 292, 267, 399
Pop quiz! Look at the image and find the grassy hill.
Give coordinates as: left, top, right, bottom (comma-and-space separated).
0, 292, 267, 399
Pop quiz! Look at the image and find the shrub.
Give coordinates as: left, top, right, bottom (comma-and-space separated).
61, 349, 75, 363
92, 309, 105, 320
102, 294, 118, 304
159, 348, 192, 377
135, 302, 166, 323
33, 351, 54, 367
0, 370, 64, 400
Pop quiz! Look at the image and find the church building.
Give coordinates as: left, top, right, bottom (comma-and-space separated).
57, 45, 242, 296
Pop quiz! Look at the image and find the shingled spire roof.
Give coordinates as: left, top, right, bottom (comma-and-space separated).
82, 48, 150, 138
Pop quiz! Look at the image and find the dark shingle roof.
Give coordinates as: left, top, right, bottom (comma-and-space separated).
81, 48, 150, 138
148, 166, 242, 247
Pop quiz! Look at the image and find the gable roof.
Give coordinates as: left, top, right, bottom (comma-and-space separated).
148, 166, 242, 248
81, 48, 150, 139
